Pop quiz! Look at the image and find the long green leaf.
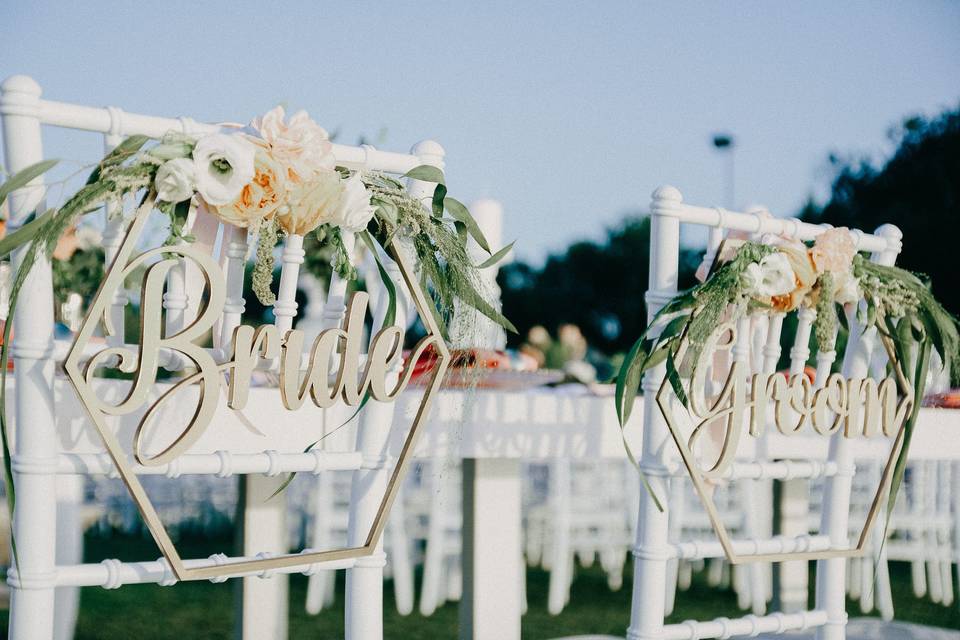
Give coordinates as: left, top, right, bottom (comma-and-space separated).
359, 231, 397, 329
886, 338, 931, 519
444, 197, 491, 253
454, 274, 517, 333
269, 232, 399, 502
476, 241, 515, 269
665, 351, 689, 408
0, 292, 17, 567
403, 165, 445, 184
0, 209, 56, 259
267, 441, 317, 501
613, 336, 665, 512
86, 135, 150, 184
0, 159, 58, 209
615, 335, 648, 427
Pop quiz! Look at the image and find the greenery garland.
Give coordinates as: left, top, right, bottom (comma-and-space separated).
0, 107, 516, 560
615, 234, 960, 518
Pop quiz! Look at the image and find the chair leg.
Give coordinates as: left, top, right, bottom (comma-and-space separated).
306, 471, 332, 615
388, 505, 414, 615
706, 557, 723, 587
54, 475, 84, 640
419, 463, 446, 616
547, 460, 572, 616
869, 513, 895, 621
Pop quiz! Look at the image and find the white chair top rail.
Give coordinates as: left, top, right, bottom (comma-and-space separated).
650, 184, 900, 255
0, 74, 435, 175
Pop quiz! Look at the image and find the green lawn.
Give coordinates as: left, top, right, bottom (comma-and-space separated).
1, 533, 957, 639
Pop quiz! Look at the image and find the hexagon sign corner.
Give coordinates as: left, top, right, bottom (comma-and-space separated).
63, 196, 450, 581
653, 318, 912, 564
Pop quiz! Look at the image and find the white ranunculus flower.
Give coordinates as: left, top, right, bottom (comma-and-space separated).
192, 133, 256, 206
834, 272, 861, 305
754, 253, 796, 298
331, 173, 376, 233
740, 262, 762, 292
155, 158, 196, 203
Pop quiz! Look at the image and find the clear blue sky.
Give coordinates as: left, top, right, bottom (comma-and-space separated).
3, 1, 959, 263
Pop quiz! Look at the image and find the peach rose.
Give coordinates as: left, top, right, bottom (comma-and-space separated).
250, 106, 335, 178
811, 227, 857, 274
278, 170, 342, 235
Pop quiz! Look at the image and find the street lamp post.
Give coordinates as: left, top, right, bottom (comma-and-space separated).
712, 133, 736, 209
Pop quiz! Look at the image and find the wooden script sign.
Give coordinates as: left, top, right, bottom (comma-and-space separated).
63, 198, 450, 581
655, 319, 912, 564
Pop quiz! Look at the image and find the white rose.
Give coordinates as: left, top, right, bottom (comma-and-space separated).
331, 173, 376, 233
154, 158, 196, 203
833, 272, 861, 305
754, 253, 796, 298
192, 133, 256, 206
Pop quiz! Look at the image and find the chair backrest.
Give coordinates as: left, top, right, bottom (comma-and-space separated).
628, 185, 903, 640
1, 74, 439, 640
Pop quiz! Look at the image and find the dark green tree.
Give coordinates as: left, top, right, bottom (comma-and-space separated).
500, 216, 697, 354
803, 105, 960, 314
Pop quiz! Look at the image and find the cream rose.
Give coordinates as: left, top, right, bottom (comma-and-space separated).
192, 133, 256, 206
833, 272, 862, 305
331, 173, 376, 233
155, 158, 196, 203
250, 106, 334, 178
279, 170, 343, 235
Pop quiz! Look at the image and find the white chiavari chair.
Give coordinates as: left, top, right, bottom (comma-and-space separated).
621, 185, 905, 640
0, 74, 443, 640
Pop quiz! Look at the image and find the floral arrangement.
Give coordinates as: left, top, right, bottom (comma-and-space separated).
0, 106, 516, 536
614, 227, 960, 513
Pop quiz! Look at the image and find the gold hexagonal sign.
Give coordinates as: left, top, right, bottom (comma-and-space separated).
63, 194, 449, 581
654, 318, 912, 564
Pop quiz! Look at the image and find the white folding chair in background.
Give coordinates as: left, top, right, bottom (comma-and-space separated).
0, 74, 444, 640
623, 186, 905, 640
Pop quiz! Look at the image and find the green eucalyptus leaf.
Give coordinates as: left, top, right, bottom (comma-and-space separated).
476, 241, 515, 269
403, 165, 445, 184
431, 183, 447, 219
444, 197, 491, 253
0, 159, 59, 210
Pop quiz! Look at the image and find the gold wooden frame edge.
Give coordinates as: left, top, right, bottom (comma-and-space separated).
62, 200, 451, 582
654, 372, 907, 565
